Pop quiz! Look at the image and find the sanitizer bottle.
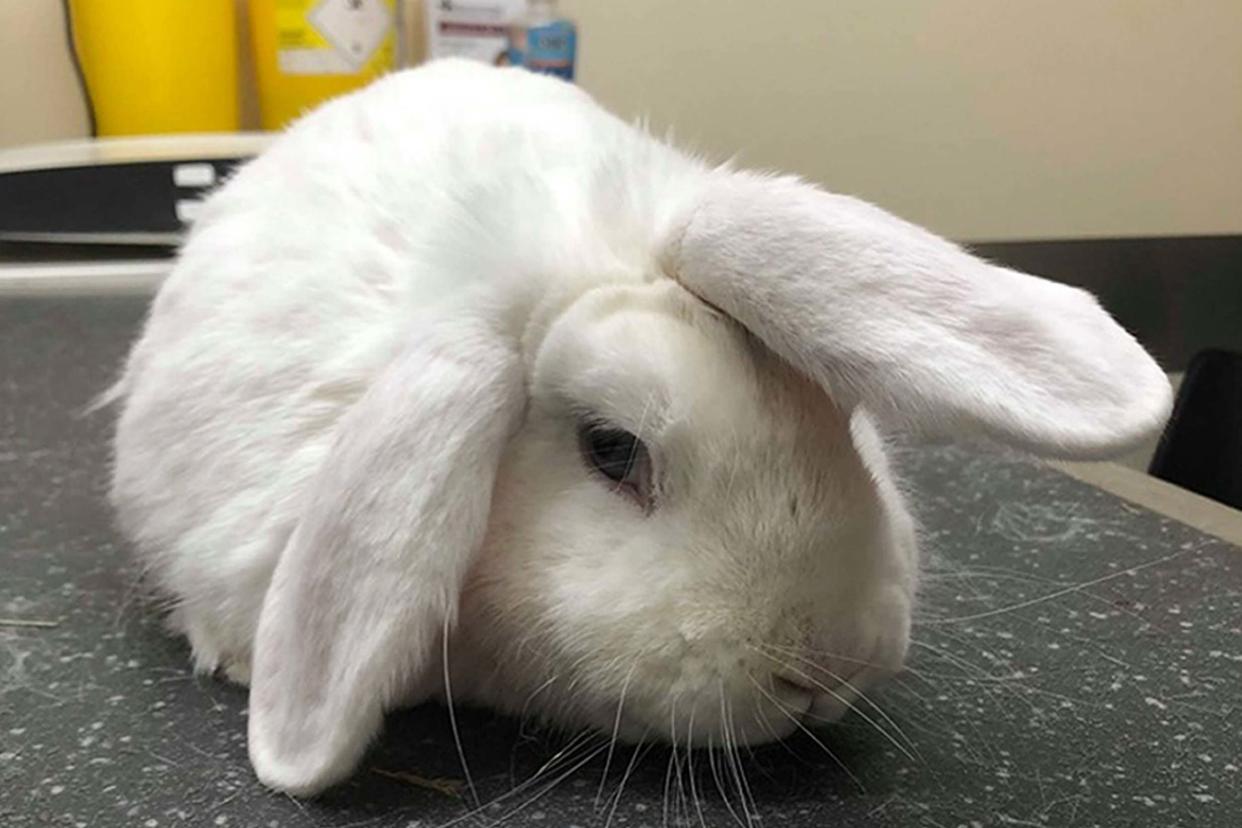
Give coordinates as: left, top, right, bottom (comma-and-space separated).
507, 0, 577, 81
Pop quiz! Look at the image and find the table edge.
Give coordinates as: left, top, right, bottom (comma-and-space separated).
1049, 460, 1242, 550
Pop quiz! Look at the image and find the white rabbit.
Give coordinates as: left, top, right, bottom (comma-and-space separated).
108, 59, 1171, 796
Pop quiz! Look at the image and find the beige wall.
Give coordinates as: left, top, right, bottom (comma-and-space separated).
562, 0, 1242, 241
4, 1, 1241, 241
0, 0, 90, 147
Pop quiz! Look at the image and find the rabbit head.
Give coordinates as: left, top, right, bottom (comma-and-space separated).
449, 277, 916, 749
246, 167, 1170, 796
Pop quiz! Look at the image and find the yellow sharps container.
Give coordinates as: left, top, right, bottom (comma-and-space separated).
248, 0, 399, 131
68, 0, 240, 136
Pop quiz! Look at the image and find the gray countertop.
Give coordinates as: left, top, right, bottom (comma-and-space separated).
2, 294, 1240, 827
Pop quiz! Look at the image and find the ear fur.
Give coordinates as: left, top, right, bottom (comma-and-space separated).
247, 317, 524, 796
668, 173, 1172, 458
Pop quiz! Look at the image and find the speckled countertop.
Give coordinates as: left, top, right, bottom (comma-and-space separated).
2, 294, 1240, 827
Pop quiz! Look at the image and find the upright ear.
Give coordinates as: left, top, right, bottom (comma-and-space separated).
667, 173, 1172, 458
247, 317, 525, 796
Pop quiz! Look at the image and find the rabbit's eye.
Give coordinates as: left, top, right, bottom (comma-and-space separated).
578, 424, 653, 507
580, 426, 644, 483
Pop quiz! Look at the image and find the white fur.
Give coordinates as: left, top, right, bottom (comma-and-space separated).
109, 59, 1171, 796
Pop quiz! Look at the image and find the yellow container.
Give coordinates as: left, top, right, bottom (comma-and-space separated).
68, 0, 240, 136
248, 0, 398, 131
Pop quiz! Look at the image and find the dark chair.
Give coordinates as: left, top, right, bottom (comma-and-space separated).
1149, 349, 1242, 510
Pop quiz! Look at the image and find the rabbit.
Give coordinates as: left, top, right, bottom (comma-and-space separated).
107, 58, 1172, 797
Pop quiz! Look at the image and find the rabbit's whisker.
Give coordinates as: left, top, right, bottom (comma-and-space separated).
770, 636, 1025, 687
919, 551, 1183, 625
532, 728, 597, 780
924, 631, 1096, 713
910, 633, 1037, 733
661, 743, 675, 828
720, 690, 757, 828
755, 641, 893, 672
441, 622, 478, 809
513, 672, 560, 751
910, 629, 1072, 763
733, 699, 761, 828
671, 744, 686, 828
751, 643, 921, 762
917, 565, 1151, 628
745, 683, 811, 771
662, 694, 680, 828
903, 637, 1016, 763
878, 673, 992, 764
603, 735, 650, 828
626, 393, 655, 473
492, 738, 611, 827
747, 673, 862, 791
711, 685, 748, 828
595, 660, 638, 809
907, 636, 1040, 717
686, 699, 709, 828
441, 731, 605, 828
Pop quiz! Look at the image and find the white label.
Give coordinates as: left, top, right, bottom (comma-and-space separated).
429, 31, 510, 63
425, 0, 526, 61
308, 0, 392, 71
175, 199, 204, 224
172, 163, 215, 188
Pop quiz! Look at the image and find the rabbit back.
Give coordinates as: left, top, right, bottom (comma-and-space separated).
110, 60, 693, 677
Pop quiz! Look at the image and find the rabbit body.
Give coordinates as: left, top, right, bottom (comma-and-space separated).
113, 60, 698, 682
110, 60, 1169, 795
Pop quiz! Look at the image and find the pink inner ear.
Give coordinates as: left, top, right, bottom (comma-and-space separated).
668, 173, 1171, 459
247, 319, 525, 796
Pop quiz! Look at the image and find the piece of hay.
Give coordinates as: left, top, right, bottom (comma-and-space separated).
371, 768, 465, 798
0, 618, 59, 628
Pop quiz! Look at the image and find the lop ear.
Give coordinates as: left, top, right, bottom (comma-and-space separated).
668, 173, 1171, 458
247, 317, 525, 796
